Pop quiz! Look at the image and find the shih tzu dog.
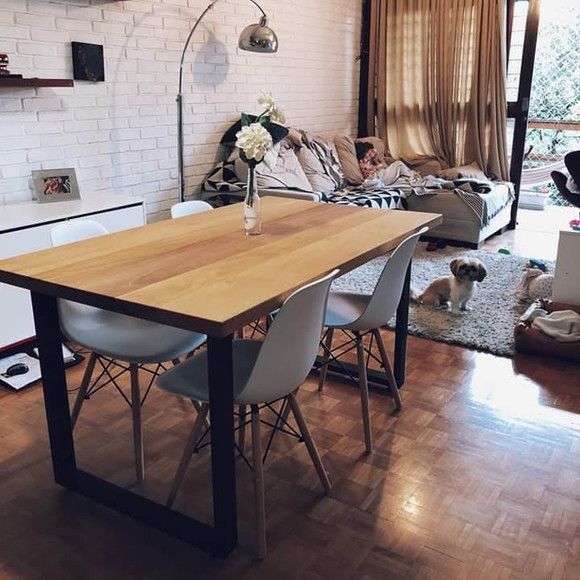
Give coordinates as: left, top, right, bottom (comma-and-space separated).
412, 258, 487, 313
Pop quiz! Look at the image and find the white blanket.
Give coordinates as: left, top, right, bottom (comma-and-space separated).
532, 310, 580, 343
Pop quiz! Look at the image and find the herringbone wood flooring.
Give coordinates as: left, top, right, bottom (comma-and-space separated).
0, 212, 578, 579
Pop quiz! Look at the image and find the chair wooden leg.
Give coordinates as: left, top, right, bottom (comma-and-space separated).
373, 328, 402, 411
251, 405, 267, 559
355, 334, 373, 454
70, 352, 97, 429
166, 403, 209, 508
238, 404, 247, 454
318, 327, 334, 392
288, 393, 331, 493
130, 364, 145, 483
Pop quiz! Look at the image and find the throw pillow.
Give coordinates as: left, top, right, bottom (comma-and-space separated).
308, 133, 347, 191
296, 144, 337, 193
334, 135, 364, 185
438, 162, 488, 181
235, 138, 313, 192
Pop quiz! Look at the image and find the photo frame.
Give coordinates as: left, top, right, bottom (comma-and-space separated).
32, 168, 81, 203
71, 42, 105, 82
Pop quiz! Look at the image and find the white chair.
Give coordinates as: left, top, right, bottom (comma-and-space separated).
51, 220, 207, 482
156, 270, 338, 559
170, 200, 213, 218
318, 228, 427, 453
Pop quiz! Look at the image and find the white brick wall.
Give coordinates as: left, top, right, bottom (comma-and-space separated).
0, 0, 362, 220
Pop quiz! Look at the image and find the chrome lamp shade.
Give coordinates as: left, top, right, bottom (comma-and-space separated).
239, 17, 278, 53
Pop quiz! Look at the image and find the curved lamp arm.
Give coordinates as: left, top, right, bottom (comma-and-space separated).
177, 0, 270, 202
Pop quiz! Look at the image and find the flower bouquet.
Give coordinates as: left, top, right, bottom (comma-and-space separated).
235, 93, 286, 235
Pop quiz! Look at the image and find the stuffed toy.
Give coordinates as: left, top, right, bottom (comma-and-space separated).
515, 261, 554, 303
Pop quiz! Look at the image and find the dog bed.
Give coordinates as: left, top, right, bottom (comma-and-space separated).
515, 300, 580, 362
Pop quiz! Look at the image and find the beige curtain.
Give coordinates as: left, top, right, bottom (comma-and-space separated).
365, 0, 509, 180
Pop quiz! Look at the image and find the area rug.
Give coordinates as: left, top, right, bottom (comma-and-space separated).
332, 243, 555, 357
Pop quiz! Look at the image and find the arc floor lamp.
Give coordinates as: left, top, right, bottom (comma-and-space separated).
177, 0, 279, 202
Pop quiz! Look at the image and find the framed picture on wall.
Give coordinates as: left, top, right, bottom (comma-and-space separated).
32, 168, 81, 203
71, 42, 105, 82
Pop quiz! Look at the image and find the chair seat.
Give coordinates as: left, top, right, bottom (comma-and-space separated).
324, 292, 371, 329
157, 339, 263, 403
60, 302, 206, 364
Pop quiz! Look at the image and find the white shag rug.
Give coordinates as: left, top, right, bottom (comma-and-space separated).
332, 243, 554, 357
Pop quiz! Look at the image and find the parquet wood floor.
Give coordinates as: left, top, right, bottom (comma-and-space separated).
0, 211, 578, 579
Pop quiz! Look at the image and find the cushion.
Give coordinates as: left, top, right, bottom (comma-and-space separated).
296, 144, 337, 194
204, 158, 245, 193
438, 162, 488, 181
335, 135, 393, 185
411, 159, 443, 177
335, 135, 365, 185
300, 131, 347, 191
235, 138, 313, 192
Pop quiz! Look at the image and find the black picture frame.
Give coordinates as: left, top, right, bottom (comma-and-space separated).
71, 42, 105, 82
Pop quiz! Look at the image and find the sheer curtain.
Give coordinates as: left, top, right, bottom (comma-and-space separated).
364, 0, 509, 180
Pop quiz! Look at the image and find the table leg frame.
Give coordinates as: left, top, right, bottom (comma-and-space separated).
31, 292, 238, 558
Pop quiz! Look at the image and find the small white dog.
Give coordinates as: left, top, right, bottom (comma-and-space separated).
411, 258, 487, 313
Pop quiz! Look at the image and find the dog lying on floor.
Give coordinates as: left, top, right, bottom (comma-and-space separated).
411, 258, 487, 313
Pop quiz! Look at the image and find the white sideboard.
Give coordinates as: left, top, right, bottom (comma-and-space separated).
0, 195, 145, 352
553, 229, 580, 306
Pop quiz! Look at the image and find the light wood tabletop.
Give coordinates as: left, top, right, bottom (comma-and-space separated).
0, 198, 441, 337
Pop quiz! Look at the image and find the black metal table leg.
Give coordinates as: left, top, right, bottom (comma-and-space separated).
31, 292, 237, 557
31, 292, 78, 488
394, 261, 412, 387
207, 335, 238, 557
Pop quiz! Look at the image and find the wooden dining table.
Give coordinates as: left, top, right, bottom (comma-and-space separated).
0, 197, 440, 557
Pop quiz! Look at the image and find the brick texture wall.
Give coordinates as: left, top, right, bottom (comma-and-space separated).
0, 0, 362, 220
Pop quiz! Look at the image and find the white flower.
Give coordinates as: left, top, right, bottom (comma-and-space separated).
258, 92, 286, 124
235, 123, 273, 162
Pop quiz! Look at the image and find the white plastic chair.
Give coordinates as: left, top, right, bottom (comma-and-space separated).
51, 219, 207, 482
318, 227, 428, 453
156, 269, 338, 559
170, 200, 213, 218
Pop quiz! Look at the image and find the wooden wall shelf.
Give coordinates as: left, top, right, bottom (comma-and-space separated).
0, 78, 74, 88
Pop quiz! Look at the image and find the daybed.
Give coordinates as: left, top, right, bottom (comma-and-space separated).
201, 130, 514, 248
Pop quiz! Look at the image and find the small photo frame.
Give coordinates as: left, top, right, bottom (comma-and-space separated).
72, 42, 105, 82
32, 169, 81, 203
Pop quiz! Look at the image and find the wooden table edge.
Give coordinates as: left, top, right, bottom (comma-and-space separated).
0, 212, 442, 338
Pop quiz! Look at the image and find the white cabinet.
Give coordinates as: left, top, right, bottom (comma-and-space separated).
0, 196, 145, 351
553, 230, 580, 306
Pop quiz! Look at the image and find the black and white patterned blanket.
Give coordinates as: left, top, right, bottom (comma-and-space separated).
321, 187, 407, 210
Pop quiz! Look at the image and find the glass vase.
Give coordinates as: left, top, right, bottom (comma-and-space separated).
244, 165, 262, 236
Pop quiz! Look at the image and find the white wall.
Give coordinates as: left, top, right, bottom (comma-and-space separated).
0, 0, 362, 220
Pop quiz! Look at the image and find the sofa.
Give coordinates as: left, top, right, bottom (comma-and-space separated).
201, 129, 514, 248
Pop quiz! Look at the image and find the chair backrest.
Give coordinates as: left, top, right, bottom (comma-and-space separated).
170, 200, 213, 219
565, 150, 580, 186
50, 219, 109, 247
238, 270, 338, 405
50, 219, 110, 345
349, 227, 427, 331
